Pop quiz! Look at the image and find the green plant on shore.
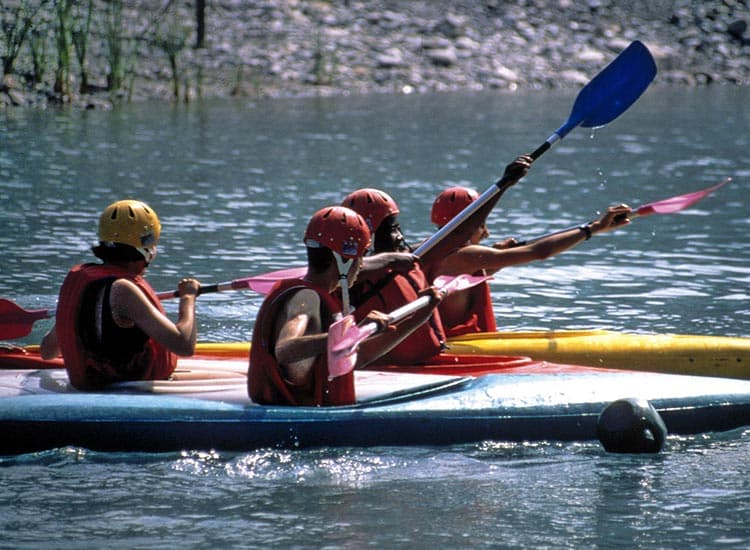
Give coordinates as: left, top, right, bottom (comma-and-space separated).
312, 32, 330, 85
104, 0, 125, 92
70, 0, 93, 93
230, 64, 244, 96
1, 0, 49, 78
29, 11, 51, 86
311, 30, 339, 87
155, 16, 190, 100
53, 0, 73, 99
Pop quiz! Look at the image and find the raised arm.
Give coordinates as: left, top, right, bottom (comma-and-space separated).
435, 204, 631, 277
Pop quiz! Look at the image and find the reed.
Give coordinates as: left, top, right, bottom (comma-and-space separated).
104, 0, 124, 92
154, 16, 190, 100
53, 0, 73, 99
1, 0, 48, 77
29, 15, 50, 86
70, 0, 93, 93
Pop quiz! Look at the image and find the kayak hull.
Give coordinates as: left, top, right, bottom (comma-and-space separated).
3, 353, 750, 454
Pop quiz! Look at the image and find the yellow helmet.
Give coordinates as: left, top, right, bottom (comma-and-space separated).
98, 200, 161, 261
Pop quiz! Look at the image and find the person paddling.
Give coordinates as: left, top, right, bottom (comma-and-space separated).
247, 206, 443, 406
341, 188, 448, 364
39, 200, 201, 390
341, 156, 533, 363
427, 187, 631, 337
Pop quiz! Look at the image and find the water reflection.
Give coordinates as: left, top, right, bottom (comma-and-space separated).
1, 87, 748, 343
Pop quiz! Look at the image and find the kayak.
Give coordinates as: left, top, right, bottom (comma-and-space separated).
447, 330, 750, 379
8, 327, 750, 380
182, 329, 750, 379
3, 347, 750, 455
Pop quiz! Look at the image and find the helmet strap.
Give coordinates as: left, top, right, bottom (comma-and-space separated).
333, 252, 353, 314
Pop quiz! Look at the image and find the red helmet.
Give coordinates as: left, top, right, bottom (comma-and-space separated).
304, 206, 371, 259
430, 186, 479, 226
341, 188, 400, 232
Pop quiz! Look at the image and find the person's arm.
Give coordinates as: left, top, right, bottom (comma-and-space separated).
354, 286, 443, 368
109, 277, 200, 356
40, 325, 60, 359
419, 155, 533, 272
360, 252, 416, 279
272, 288, 328, 386
437, 204, 631, 276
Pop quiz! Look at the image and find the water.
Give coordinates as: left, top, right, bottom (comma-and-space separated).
1, 86, 750, 548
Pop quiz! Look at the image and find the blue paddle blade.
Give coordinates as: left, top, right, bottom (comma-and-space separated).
557, 41, 657, 138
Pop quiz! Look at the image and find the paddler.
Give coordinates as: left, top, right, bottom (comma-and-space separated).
428, 186, 631, 337
247, 206, 443, 406
39, 199, 201, 390
342, 156, 533, 364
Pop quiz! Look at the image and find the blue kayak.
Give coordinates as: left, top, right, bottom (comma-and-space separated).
2, 356, 750, 454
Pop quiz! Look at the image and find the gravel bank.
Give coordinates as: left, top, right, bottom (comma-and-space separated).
2, 0, 749, 109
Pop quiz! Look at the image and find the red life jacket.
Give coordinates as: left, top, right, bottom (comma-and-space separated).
352, 264, 445, 364
55, 263, 177, 390
247, 278, 355, 406
440, 280, 497, 337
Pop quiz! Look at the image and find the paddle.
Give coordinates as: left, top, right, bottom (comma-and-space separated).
415, 40, 657, 267
626, 177, 730, 217
0, 266, 307, 341
515, 178, 731, 246
326, 273, 490, 378
154, 266, 306, 299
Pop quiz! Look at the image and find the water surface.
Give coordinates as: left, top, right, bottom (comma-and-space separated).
1, 86, 749, 548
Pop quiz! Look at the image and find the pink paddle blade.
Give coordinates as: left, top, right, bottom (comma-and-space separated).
433, 273, 490, 294
327, 315, 360, 379
238, 266, 307, 295
635, 178, 731, 216
330, 322, 378, 356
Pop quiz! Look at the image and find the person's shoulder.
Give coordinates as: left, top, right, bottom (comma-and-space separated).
109, 277, 148, 303
284, 287, 322, 310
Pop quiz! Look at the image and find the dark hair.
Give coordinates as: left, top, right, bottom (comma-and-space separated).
306, 246, 335, 274
92, 242, 144, 263
373, 214, 411, 254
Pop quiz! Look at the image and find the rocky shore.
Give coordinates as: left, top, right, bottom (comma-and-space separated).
2, 0, 749, 109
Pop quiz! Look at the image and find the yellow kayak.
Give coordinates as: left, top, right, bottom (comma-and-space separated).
192, 329, 750, 380
446, 330, 750, 379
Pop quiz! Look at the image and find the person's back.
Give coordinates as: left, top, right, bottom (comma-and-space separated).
40, 199, 200, 389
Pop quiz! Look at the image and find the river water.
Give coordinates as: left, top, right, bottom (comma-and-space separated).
1, 86, 749, 548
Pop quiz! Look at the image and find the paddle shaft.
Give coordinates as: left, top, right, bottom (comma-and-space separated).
331, 274, 489, 354
0, 269, 302, 340
415, 41, 655, 266
156, 281, 237, 300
